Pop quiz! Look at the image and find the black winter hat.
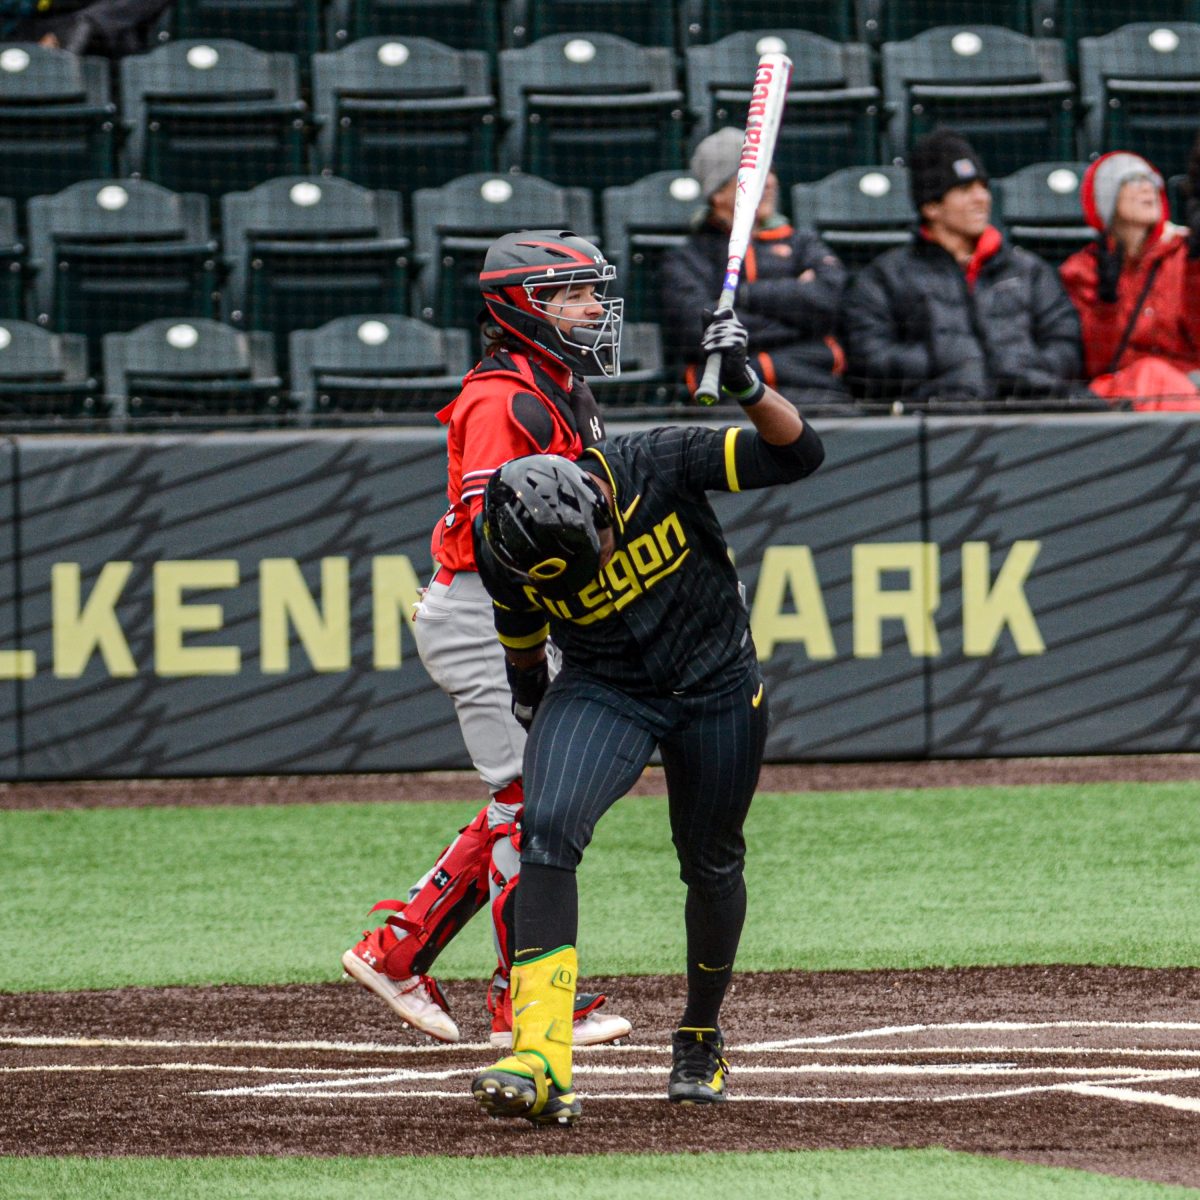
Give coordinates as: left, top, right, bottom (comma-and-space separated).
908, 129, 988, 211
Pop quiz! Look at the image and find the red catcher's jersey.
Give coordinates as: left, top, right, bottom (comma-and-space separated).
430, 349, 602, 573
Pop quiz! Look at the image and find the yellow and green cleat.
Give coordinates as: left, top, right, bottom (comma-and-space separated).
471, 1050, 581, 1126
668, 1026, 729, 1104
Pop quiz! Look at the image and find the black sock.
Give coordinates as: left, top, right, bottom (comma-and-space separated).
680, 877, 746, 1030
513, 862, 578, 964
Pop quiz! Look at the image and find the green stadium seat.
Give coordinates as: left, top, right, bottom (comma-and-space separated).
790, 165, 913, 272
686, 30, 879, 185
1046, 2, 1200, 44
680, 0, 855, 46
585, 322, 676, 408
290, 313, 471, 414
992, 160, 1095, 267
411, 171, 594, 330
0, 45, 115, 215
311, 37, 495, 201
507, 0, 676, 48
0, 198, 23, 321
0, 320, 98, 418
498, 33, 685, 193
881, 25, 1076, 177
327, 0, 498, 55
27, 180, 218, 361
119, 40, 309, 207
601, 171, 700, 327
860, 0, 1033, 44
1079, 23, 1200, 179
221, 175, 409, 364
103, 317, 284, 419
165, 0, 321, 61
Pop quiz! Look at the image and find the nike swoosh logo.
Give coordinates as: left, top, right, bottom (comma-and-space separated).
751, 683, 764, 708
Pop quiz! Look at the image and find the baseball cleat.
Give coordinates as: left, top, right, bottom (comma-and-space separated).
668, 1026, 729, 1105
342, 928, 459, 1043
489, 990, 633, 1049
472, 1051, 581, 1126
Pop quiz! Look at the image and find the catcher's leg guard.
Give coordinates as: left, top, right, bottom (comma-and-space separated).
471, 945, 580, 1126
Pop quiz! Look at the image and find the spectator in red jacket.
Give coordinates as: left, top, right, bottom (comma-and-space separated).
1060, 150, 1200, 409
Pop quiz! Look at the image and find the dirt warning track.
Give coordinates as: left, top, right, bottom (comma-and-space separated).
4, 966, 1200, 1188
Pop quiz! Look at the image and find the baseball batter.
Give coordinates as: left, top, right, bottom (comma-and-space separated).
469, 308, 826, 1125
341, 231, 632, 1049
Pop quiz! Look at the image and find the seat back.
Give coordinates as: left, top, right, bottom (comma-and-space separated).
169, 0, 321, 59
329, 0, 499, 56
0, 197, 22, 319
221, 175, 409, 360
120, 40, 307, 202
1054, 1, 1200, 45
586, 321, 674, 406
28, 180, 217, 350
686, 30, 879, 182
791, 165, 913, 271
0, 45, 115, 210
882, 25, 1074, 174
498, 33, 684, 191
683, 0, 854, 45
412, 172, 594, 328
0, 320, 97, 415
512, 0, 676, 47
1079, 23, 1200, 176
104, 317, 280, 417
311, 37, 494, 196
992, 160, 1095, 266
602, 171, 701, 325
290, 313, 471, 412
863, 0, 1032, 43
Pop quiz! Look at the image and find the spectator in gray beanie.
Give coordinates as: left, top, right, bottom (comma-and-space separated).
660, 126, 850, 405
841, 128, 1082, 404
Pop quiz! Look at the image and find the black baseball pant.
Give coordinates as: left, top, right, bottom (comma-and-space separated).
514, 663, 768, 1029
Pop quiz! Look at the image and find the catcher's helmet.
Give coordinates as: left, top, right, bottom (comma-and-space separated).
480, 230, 623, 378
483, 454, 613, 599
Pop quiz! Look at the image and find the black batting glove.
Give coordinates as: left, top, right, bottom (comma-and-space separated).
700, 309, 765, 405
505, 656, 548, 732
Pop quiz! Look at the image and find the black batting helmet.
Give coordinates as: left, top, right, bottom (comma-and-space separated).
480, 230, 623, 377
482, 454, 613, 599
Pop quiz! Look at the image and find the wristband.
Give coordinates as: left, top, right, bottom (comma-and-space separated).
721, 368, 765, 407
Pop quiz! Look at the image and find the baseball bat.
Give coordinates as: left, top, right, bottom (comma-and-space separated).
693, 51, 793, 406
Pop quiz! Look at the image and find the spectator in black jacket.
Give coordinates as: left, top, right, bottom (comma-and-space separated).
660, 127, 849, 403
841, 129, 1082, 405
3, 0, 169, 56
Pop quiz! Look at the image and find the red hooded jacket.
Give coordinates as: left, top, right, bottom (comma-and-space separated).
1059, 153, 1200, 394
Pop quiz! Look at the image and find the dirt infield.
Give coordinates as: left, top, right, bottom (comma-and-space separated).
4, 760, 1200, 1187
4, 966, 1200, 1187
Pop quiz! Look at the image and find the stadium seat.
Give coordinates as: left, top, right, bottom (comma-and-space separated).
0, 320, 98, 417
411, 171, 594, 329
507, 0, 675, 47
289, 313, 471, 413
880, 25, 1076, 177
0, 45, 115, 214
860, 0, 1034, 44
992, 161, 1095, 267
790, 165, 913, 272
1079, 23, 1200, 179
686, 30, 879, 184
497, 33, 685, 193
311, 37, 495, 200
601, 171, 700, 327
27, 180, 218, 360
119, 40, 309, 207
103, 317, 284, 418
165, 0, 321, 62
1049, 1, 1200, 45
585, 321, 676, 407
327, 0, 498, 56
680, 0, 855, 46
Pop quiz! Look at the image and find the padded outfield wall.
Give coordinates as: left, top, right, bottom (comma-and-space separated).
0, 414, 1197, 778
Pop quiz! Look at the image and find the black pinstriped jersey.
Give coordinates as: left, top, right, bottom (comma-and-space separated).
476, 421, 825, 697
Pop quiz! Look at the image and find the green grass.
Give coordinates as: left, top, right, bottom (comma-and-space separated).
0, 1151, 1193, 1200
2, 782, 1199, 992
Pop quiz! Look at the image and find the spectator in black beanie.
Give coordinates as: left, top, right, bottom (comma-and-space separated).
841, 128, 1083, 405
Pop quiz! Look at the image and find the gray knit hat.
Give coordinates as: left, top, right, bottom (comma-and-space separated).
690, 127, 744, 199
1082, 151, 1164, 231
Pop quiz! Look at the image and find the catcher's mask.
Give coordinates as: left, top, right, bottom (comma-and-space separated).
479, 229, 623, 378
483, 454, 613, 599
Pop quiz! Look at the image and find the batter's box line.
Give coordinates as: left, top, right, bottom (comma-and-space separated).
743, 1020, 1200, 1052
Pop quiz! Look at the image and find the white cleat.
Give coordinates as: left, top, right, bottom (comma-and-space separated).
488, 1009, 633, 1050
341, 950, 460, 1043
